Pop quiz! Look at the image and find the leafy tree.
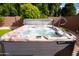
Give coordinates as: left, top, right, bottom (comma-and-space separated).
21, 3, 41, 19
61, 3, 76, 16
48, 3, 61, 16
42, 3, 49, 16
13, 3, 21, 16
32, 3, 42, 11
33, 3, 49, 16
0, 4, 18, 16
33, 3, 61, 17
0, 6, 3, 16
0, 3, 62, 18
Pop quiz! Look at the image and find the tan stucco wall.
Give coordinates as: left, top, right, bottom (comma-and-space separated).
0, 16, 23, 27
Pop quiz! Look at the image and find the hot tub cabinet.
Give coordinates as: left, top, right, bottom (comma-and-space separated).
0, 41, 75, 56
0, 19, 76, 56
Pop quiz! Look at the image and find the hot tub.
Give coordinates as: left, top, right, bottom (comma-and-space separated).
0, 25, 76, 56
0, 25, 76, 41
